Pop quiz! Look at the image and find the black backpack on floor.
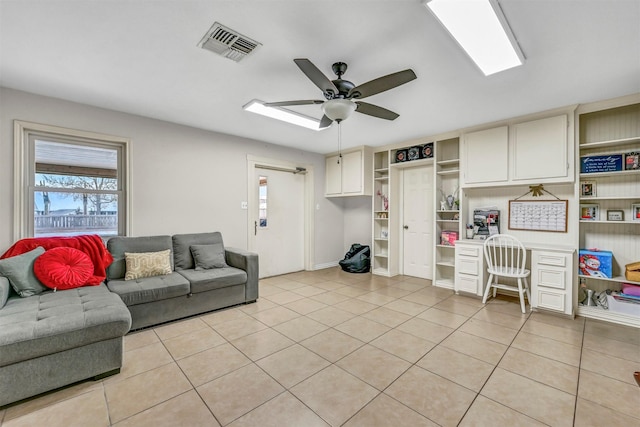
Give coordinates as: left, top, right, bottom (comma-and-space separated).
339, 244, 371, 273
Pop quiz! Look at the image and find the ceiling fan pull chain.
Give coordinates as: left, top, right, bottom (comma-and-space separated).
337, 121, 342, 164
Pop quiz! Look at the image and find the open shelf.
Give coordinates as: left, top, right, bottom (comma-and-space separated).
436, 169, 460, 176
580, 196, 640, 201
436, 261, 455, 268
579, 220, 640, 224
579, 136, 640, 149
434, 278, 454, 289
578, 274, 640, 286
580, 170, 640, 178
576, 305, 639, 327
436, 159, 460, 166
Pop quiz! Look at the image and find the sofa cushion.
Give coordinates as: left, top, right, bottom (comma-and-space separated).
191, 244, 228, 270
0, 247, 47, 297
106, 272, 190, 306
177, 267, 247, 294
124, 249, 172, 280
34, 247, 95, 290
0, 277, 11, 309
173, 232, 224, 271
0, 284, 131, 367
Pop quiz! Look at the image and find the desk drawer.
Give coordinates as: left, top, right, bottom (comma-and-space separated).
457, 257, 480, 276
458, 246, 480, 257
536, 267, 566, 290
456, 273, 480, 295
536, 252, 567, 267
537, 289, 565, 312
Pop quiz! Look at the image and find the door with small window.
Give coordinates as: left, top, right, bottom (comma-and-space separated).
252, 167, 305, 278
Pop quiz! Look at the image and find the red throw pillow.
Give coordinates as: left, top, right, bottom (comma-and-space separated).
34, 247, 94, 290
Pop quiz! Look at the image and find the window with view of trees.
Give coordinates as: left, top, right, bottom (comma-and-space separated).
14, 121, 129, 239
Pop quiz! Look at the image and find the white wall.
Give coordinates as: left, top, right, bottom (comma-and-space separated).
0, 88, 346, 267
462, 183, 578, 246
342, 196, 372, 253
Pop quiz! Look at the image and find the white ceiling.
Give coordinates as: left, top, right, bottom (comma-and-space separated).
1, 0, 639, 154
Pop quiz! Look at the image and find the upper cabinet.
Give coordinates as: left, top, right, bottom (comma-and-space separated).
325, 146, 373, 197
512, 115, 568, 181
461, 112, 574, 188
462, 126, 509, 185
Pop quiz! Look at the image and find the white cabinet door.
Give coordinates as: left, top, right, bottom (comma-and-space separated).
462, 126, 508, 185
512, 115, 568, 181
325, 155, 342, 195
325, 147, 372, 197
341, 150, 363, 194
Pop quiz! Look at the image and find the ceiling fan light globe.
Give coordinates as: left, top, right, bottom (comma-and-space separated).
322, 99, 356, 121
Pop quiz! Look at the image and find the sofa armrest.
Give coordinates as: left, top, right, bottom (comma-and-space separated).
225, 247, 259, 301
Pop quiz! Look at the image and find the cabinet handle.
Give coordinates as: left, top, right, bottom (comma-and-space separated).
404, 225, 409, 229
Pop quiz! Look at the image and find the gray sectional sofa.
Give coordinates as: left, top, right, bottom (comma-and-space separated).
105, 232, 259, 330
0, 231, 258, 407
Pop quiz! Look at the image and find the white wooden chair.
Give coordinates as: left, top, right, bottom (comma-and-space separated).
482, 234, 531, 313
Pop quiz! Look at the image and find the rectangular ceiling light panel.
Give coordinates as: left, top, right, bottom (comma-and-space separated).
243, 100, 323, 131
424, 0, 524, 75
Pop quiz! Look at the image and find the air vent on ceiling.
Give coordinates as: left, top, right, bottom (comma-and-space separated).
198, 22, 261, 62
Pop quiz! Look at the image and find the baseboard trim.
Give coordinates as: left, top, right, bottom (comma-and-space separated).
313, 261, 339, 270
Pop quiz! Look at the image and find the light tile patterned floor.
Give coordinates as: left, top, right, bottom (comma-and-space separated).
1, 268, 639, 426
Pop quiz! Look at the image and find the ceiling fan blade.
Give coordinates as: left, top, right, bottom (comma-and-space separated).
294, 58, 339, 97
264, 100, 324, 107
349, 69, 417, 99
355, 101, 399, 120
319, 114, 333, 128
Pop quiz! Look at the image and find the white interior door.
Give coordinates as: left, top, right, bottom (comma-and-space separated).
253, 167, 305, 278
402, 165, 434, 279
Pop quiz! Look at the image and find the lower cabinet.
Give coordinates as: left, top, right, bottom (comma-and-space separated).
530, 250, 573, 316
454, 241, 485, 296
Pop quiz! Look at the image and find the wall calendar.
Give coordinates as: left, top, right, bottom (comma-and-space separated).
508, 200, 568, 233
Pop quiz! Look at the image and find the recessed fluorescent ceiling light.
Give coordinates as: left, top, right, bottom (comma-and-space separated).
243, 99, 326, 131
424, 0, 524, 75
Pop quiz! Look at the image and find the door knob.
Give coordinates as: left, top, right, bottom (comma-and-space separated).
404, 225, 409, 229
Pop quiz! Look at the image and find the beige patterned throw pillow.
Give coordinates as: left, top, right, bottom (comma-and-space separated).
124, 249, 172, 280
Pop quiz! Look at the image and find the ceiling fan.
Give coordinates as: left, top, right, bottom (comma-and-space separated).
265, 58, 417, 128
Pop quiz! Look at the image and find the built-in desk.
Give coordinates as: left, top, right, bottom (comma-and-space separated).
454, 239, 575, 316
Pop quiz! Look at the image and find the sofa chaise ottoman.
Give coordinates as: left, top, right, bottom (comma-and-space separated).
105, 232, 258, 330
0, 279, 132, 407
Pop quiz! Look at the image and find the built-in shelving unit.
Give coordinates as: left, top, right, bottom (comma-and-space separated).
372, 151, 394, 276
434, 137, 461, 289
576, 97, 640, 327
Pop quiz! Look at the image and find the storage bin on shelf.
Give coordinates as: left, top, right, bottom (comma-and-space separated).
625, 261, 640, 282
440, 231, 458, 246
606, 292, 640, 316
579, 249, 613, 279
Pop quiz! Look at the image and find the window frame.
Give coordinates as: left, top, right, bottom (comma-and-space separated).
14, 120, 131, 240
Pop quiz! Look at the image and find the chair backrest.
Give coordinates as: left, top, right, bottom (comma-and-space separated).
483, 234, 527, 274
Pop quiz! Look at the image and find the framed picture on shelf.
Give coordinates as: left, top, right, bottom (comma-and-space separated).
607, 210, 624, 221
625, 152, 640, 170
580, 181, 596, 197
632, 203, 640, 221
580, 204, 599, 221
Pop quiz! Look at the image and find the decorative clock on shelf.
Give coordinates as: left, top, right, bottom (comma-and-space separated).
408, 146, 420, 160
395, 149, 407, 163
